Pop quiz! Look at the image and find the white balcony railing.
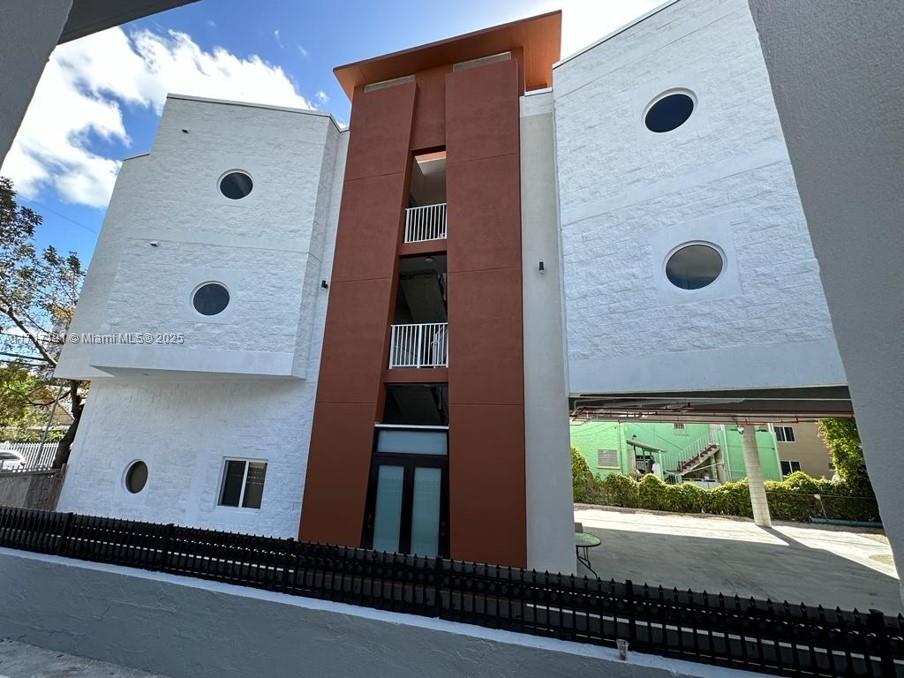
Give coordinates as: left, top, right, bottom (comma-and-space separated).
404, 203, 447, 243
389, 322, 448, 368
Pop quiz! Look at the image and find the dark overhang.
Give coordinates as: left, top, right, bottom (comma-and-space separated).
571, 386, 853, 424
59, 0, 200, 44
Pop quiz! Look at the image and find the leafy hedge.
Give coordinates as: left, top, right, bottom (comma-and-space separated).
571, 448, 879, 524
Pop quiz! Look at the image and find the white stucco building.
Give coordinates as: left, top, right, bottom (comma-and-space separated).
55, 97, 346, 536
55, 0, 847, 571
554, 0, 844, 397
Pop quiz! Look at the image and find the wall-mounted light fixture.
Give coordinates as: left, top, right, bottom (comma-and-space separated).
321, 280, 329, 289
538, 260, 545, 272
148, 241, 159, 248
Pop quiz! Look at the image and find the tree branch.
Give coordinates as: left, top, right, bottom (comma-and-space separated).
0, 299, 57, 366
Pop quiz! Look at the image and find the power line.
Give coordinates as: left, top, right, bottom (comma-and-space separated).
18, 196, 100, 235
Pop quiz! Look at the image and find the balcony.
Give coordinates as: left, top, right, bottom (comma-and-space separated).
389, 322, 448, 368
404, 203, 447, 243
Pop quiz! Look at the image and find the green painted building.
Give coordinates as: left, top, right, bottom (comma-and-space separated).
571, 421, 783, 483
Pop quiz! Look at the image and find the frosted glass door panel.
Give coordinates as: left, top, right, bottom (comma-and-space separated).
409, 467, 442, 556
372, 465, 404, 553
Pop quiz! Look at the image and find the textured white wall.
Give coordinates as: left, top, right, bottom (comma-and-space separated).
554, 0, 846, 395
56, 96, 348, 535
57, 96, 341, 380
520, 90, 576, 574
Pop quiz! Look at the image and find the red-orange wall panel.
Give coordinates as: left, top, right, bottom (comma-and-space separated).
445, 58, 526, 567
445, 60, 520, 164
299, 82, 416, 545
448, 403, 526, 565
447, 268, 523, 406
344, 82, 417, 181
331, 173, 407, 283
299, 402, 378, 546
411, 66, 450, 152
315, 278, 393, 404
446, 153, 522, 273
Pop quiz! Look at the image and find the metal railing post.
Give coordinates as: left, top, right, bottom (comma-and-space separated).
416, 324, 424, 368
870, 609, 896, 677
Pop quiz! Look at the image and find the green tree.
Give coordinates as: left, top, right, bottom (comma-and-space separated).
571, 446, 596, 503
0, 364, 37, 427
0, 177, 86, 465
818, 418, 873, 496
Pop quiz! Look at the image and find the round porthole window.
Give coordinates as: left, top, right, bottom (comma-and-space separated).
645, 90, 695, 133
666, 243, 723, 290
219, 171, 253, 199
125, 461, 148, 494
192, 282, 230, 316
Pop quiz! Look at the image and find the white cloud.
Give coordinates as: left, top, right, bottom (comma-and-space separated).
2, 27, 314, 208
524, 0, 663, 58
273, 28, 284, 48
315, 90, 329, 105
297, 45, 309, 58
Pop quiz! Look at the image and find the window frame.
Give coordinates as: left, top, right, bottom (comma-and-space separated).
664, 241, 725, 291
775, 426, 796, 443
218, 169, 254, 200
643, 88, 697, 134
781, 460, 801, 476
123, 459, 148, 494
217, 457, 268, 510
191, 281, 230, 317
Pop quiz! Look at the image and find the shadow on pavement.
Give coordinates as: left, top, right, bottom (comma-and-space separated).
581, 522, 902, 615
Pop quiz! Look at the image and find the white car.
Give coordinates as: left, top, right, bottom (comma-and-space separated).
0, 450, 26, 471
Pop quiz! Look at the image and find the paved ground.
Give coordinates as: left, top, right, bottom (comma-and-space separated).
574, 506, 902, 614
0, 639, 166, 678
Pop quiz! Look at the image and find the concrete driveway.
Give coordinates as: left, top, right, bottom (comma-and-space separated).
574, 505, 902, 615
0, 639, 167, 677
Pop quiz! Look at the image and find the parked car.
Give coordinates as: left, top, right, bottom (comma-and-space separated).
0, 450, 26, 471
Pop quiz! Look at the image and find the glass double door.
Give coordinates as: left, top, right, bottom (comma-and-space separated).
363, 453, 448, 558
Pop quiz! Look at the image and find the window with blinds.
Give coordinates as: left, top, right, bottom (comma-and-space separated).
597, 449, 619, 468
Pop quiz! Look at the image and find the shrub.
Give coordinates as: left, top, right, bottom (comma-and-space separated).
598, 473, 639, 508
674, 482, 707, 513
818, 418, 874, 497
779, 470, 821, 494
570, 458, 880, 523
765, 481, 820, 522
636, 473, 671, 511
707, 480, 753, 517
570, 447, 597, 504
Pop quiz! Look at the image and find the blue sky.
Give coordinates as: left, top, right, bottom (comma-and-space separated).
2, 0, 658, 265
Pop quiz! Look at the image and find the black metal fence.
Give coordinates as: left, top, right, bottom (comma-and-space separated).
0, 506, 901, 677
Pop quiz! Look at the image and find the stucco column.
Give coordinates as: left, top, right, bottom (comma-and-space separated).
749, 0, 904, 597
0, 0, 72, 165
739, 425, 772, 528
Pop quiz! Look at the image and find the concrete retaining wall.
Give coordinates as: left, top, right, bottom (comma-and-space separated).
0, 470, 63, 510
0, 548, 756, 678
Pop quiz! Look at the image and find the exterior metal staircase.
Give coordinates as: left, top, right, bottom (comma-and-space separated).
671, 429, 721, 477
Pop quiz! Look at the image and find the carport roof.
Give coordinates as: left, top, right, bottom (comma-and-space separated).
59, 0, 199, 44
